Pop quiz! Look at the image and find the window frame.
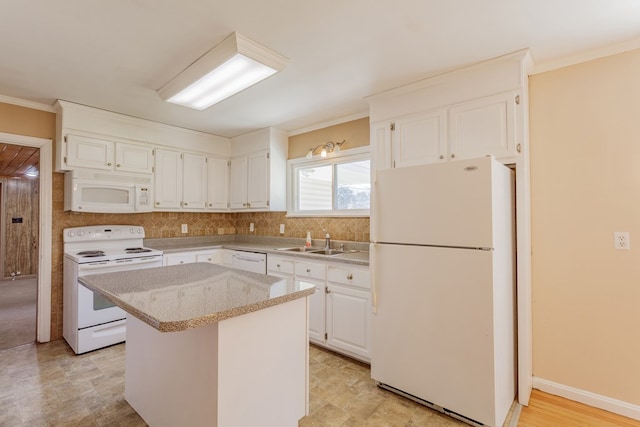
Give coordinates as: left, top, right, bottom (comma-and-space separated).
287, 146, 371, 217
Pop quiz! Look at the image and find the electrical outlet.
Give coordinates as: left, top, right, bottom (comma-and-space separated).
279, 224, 285, 234
249, 223, 254, 232
614, 232, 630, 250
181, 224, 188, 234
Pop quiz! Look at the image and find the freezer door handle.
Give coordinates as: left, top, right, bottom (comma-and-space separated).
370, 243, 377, 314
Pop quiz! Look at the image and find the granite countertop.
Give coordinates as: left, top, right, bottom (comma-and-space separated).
79, 263, 316, 333
145, 235, 370, 266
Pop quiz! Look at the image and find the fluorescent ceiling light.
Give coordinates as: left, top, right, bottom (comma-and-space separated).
158, 32, 288, 110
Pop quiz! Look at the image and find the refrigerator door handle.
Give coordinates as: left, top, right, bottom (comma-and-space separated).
370, 242, 377, 314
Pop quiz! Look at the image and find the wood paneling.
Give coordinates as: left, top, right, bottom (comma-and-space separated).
2, 178, 39, 278
519, 390, 640, 427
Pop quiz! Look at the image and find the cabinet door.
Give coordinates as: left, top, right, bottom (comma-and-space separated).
207, 157, 229, 210
154, 149, 183, 209
115, 143, 154, 174
392, 110, 447, 168
370, 121, 392, 172
163, 253, 196, 266
307, 280, 326, 344
182, 153, 207, 210
229, 156, 248, 209
326, 284, 371, 361
449, 92, 516, 161
65, 134, 114, 170
247, 150, 269, 209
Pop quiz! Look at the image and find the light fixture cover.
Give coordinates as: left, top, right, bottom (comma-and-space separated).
158, 32, 288, 110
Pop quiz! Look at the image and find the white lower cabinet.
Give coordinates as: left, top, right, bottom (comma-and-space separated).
163, 249, 222, 266
268, 255, 371, 362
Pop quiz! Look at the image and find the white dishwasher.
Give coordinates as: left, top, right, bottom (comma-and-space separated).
231, 250, 267, 274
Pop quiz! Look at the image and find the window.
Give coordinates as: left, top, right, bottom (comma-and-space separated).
288, 147, 370, 216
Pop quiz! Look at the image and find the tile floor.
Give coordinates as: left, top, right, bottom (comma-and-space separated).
0, 278, 37, 350
0, 340, 472, 426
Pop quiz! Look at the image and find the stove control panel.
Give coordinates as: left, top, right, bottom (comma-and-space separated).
64, 225, 145, 242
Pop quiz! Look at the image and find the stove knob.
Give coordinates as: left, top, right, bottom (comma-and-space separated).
77, 230, 84, 237
130, 228, 135, 234
68, 231, 75, 238
137, 229, 142, 234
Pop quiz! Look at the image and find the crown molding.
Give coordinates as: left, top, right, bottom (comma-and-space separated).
0, 94, 55, 112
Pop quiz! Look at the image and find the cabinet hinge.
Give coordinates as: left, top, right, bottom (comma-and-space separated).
227, 160, 231, 167
324, 332, 328, 340
152, 166, 155, 173
205, 157, 208, 163
267, 152, 270, 159
63, 156, 67, 164
180, 154, 183, 160
64, 135, 68, 143
390, 122, 395, 131
393, 160, 396, 168
515, 94, 521, 105
266, 200, 270, 207
152, 149, 155, 156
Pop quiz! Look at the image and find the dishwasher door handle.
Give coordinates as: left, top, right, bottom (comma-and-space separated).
233, 255, 263, 263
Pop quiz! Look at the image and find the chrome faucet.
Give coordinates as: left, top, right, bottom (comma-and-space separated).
324, 232, 331, 250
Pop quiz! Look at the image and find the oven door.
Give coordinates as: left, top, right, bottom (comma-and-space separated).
77, 257, 163, 329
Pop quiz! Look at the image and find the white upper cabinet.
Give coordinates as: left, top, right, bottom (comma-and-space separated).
207, 157, 229, 210
392, 110, 447, 167
229, 127, 288, 211
63, 134, 154, 174
449, 92, 516, 161
182, 153, 207, 210
64, 134, 114, 171
229, 156, 248, 209
114, 142, 154, 174
368, 50, 531, 170
155, 150, 212, 211
154, 149, 183, 209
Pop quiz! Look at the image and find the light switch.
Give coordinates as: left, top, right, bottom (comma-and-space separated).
279, 224, 285, 234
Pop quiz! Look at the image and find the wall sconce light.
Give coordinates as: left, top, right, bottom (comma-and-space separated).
157, 32, 288, 110
305, 140, 346, 159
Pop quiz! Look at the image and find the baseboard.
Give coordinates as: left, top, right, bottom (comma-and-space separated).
532, 377, 640, 421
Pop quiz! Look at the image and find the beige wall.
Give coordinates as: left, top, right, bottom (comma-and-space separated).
288, 117, 369, 159
530, 49, 640, 404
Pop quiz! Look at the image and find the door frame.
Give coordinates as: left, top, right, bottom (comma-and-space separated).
0, 132, 52, 343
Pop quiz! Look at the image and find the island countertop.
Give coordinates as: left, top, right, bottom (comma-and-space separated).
79, 263, 316, 333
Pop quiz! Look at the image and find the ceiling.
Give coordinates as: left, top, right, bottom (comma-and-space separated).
0, 144, 39, 178
1, 1, 640, 140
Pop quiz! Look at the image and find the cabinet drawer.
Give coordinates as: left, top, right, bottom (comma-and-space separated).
196, 251, 222, 264
327, 265, 370, 289
164, 253, 196, 266
295, 261, 326, 281
267, 257, 294, 276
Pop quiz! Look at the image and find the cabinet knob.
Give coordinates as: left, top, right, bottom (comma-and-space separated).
116, 164, 121, 167
439, 155, 444, 159
155, 202, 160, 206
325, 287, 331, 294
179, 261, 184, 264
107, 162, 112, 166
347, 273, 353, 280
243, 203, 247, 207
184, 202, 188, 206
208, 203, 212, 207
247, 202, 251, 207
306, 268, 311, 273
450, 154, 455, 159
277, 264, 281, 268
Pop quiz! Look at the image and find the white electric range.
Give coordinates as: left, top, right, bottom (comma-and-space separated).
63, 225, 163, 354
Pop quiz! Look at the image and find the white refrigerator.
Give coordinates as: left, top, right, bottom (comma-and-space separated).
370, 156, 516, 427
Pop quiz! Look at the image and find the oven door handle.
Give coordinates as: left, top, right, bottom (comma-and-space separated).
78, 256, 162, 271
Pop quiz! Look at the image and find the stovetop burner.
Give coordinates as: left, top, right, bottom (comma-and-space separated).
76, 250, 105, 257
125, 247, 152, 254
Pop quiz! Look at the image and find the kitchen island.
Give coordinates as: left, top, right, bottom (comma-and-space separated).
79, 262, 315, 427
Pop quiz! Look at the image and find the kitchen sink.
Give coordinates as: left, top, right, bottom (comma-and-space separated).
276, 247, 358, 256
276, 247, 316, 252
308, 249, 349, 256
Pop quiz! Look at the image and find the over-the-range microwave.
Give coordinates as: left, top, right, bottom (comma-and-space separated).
64, 170, 153, 213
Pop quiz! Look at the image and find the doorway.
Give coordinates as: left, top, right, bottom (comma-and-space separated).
0, 144, 40, 349
0, 132, 52, 345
